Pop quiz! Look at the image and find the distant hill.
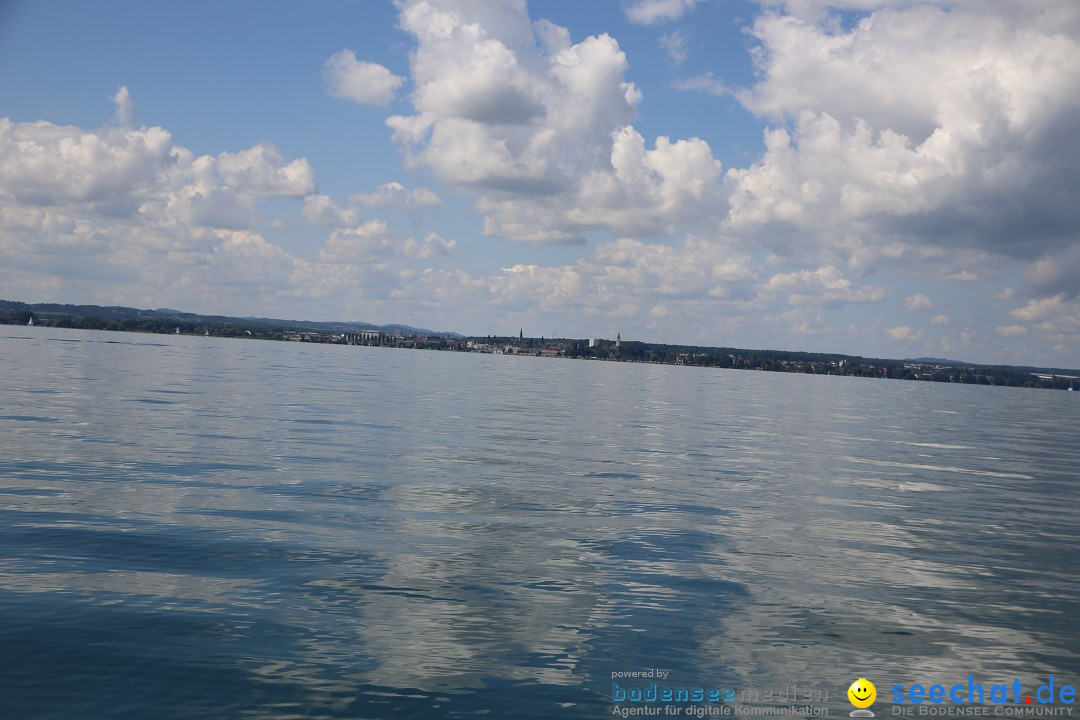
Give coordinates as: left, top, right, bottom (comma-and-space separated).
903, 355, 1079, 377
0, 299, 461, 339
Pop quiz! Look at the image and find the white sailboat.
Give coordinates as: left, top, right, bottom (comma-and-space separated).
27, 316, 34, 326
175, 327, 180, 335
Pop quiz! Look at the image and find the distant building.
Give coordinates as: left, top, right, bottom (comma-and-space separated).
588, 338, 597, 348
616, 333, 621, 349
360, 329, 381, 341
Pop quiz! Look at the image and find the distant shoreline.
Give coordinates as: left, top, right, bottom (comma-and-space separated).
4, 299, 1077, 392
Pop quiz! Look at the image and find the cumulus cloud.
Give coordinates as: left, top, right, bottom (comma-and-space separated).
325, 50, 405, 105
0, 119, 306, 233
930, 314, 949, 326
387, 0, 725, 243
319, 220, 394, 264
318, 220, 456, 272
0, 102, 461, 320
724, 1, 1080, 282
303, 194, 362, 228
0, 94, 359, 316
905, 293, 933, 310
376, 232, 765, 337
464, 234, 755, 330
0, 119, 175, 207
887, 325, 922, 342
762, 265, 885, 307
217, 143, 315, 197
302, 182, 442, 228
112, 85, 135, 127
625, 0, 700, 25
1016, 296, 1080, 342
581, 235, 755, 298
777, 307, 837, 337
1010, 294, 1064, 323
413, 232, 456, 258
354, 181, 443, 210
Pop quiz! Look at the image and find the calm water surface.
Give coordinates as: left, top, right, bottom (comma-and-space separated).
1, 327, 1078, 719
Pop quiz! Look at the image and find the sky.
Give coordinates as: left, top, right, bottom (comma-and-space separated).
1, 0, 1078, 366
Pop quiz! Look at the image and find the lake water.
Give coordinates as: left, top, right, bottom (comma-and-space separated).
1, 327, 1078, 719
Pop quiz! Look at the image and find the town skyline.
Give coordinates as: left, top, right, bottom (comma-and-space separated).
5, 297, 1079, 392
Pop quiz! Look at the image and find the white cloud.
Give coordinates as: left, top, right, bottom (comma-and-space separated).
887, 325, 922, 342
779, 307, 835, 337
112, 85, 135, 127
0, 118, 313, 234
930, 314, 949, 326
1006, 294, 1080, 342
169, 184, 255, 230
990, 287, 1016, 301
319, 220, 393, 264
0, 117, 174, 206
0, 98, 352, 317
1011, 294, 1064, 323
724, 1, 1080, 286
319, 221, 457, 268
996, 325, 1029, 338
325, 50, 405, 106
217, 143, 315, 197
660, 30, 689, 65
381, 232, 764, 336
762, 265, 885, 307
582, 236, 755, 298
411, 232, 456, 259
353, 182, 443, 210
303, 182, 442, 228
674, 72, 731, 97
905, 293, 933, 310
1022, 296, 1080, 342
303, 194, 361, 228
625, 0, 700, 25
387, 0, 725, 243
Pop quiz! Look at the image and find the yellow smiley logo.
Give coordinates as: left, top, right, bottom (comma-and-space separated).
848, 678, 877, 709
